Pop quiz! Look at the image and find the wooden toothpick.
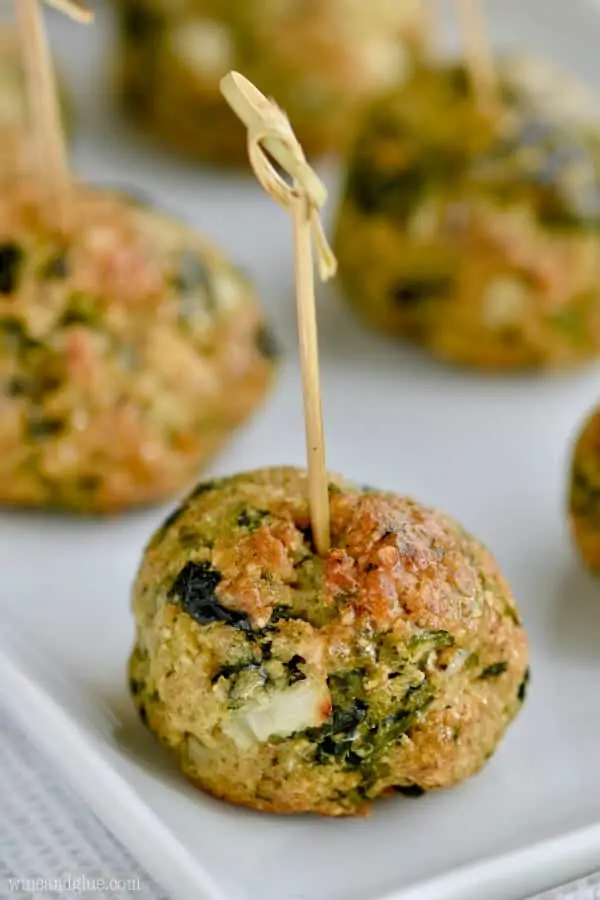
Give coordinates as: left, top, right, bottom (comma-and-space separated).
419, 0, 438, 56
456, 0, 497, 112
44, 0, 93, 23
15, 0, 93, 227
220, 71, 337, 556
415, 0, 441, 57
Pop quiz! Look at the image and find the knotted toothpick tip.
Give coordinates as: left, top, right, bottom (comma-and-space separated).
44, 0, 94, 24
219, 70, 337, 281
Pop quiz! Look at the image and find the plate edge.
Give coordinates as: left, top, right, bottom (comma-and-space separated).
0, 641, 238, 900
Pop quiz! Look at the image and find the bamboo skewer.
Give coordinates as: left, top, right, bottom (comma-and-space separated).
456, 0, 497, 112
44, 0, 92, 22
291, 194, 330, 557
420, 0, 438, 56
15, 0, 93, 227
220, 71, 337, 556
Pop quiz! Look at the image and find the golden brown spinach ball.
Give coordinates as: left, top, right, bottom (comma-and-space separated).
115, 0, 424, 165
334, 57, 600, 371
569, 407, 600, 571
0, 179, 277, 513
129, 467, 529, 817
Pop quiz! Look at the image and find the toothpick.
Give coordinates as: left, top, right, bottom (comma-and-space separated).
456, 0, 497, 112
220, 71, 337, 556
419, 0, 438, 54
44, 0, 93, 23
415, 0, 441, 56
15, 0, 93, 227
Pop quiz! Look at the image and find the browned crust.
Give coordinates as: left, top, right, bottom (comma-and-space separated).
130, 467, 529, 817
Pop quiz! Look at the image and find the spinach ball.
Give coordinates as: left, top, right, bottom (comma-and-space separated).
129, 467, 529, 816
115, 0, 424, 165
569, 406, 600, 571
0, 178, 276, 512
334, 56, 600, 371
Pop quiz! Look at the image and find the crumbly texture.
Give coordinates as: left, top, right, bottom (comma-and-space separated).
0, 179, 276, 513
0, 27, 70, 175
130, 466, 529, 817
569, 407, 600, 571
334, 57, 600, 371
115, 0, 424, 165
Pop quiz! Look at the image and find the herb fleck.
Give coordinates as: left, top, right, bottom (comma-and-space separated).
237, 507, 269, 530
394, 784, 426, 797
175, 250, 215, 314
285, 655, 307, 685
129, 677, 143, 696
188, 479, 224, 501
211, 661, 262, 685
256, 324, 280, 360
6, 375, 28, 396
347, 158, 427, 218
392, 276, 452, 307
27, 416, 64, 439
120, 5, 161, 40
517, 667, 530, 702
169, 561, 252, 631
408, 630, 455, 651
42, 251, 69, 279
0, 318, 40, 351
59, 295, 102, 328
77, 475, 101, 491
479, 661, 508, 679
0, 243, 23, 294
269, 605, 303, 625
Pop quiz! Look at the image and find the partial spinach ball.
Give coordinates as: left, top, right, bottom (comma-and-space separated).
334, 56, 600, 370
115, 0, 424, 165
0, 178, 277, 513
569, 406, 600, 571
129, 467, 529, 816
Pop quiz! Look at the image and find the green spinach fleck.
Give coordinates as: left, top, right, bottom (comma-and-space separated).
517, 667, 530, 702
175, 250, 215, 316
41, 251, 69, 279
170, 561, 253, 631
307, 670, 433, 781
237, 507, 269, 530
408, 630, 455, 651
5, 375, 28, 396
479, 661, 508, 679
27, 416, 64, 439
394, 784, 426, 797
129, 677, 143, 696
59, 294, 102, 328
76, 475, 101, 491
188, 479, 224, 501
137, 702, 148, 726
0, 318, 41, 352
0, 243, 23, 294
392, 275, 452, 307
255, 324, 280, 361
285, 654, 307, 685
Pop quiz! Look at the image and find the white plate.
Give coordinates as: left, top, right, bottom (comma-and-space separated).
2, 2, 600, 899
